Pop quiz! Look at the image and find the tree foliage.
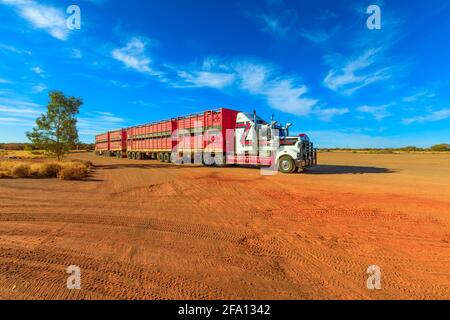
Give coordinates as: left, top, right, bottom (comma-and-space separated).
430, 143, 450, 152
27, 91, 83, 160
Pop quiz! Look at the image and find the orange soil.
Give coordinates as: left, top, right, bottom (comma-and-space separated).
0, 152, 449, 300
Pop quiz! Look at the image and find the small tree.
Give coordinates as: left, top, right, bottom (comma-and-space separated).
27, 91, 83, 161
430, 143, 450, 152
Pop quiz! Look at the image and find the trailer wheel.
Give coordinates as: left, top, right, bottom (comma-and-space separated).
116, 152, 121, 159
163, 153, 170, 163
214, 153, 225, 167
278, 156, 296, 174
157, 153, 163, 162
170, 153, 177, 164
135, 152, 142, 160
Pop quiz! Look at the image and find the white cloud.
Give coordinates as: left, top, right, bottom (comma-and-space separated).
300, 29, 330, 44
176, 71, 236, 89
0, 105, 42, 117
31, 83, 47, 93
0, 96, 42, 127
0, 117, 35, 126
0, 97, 41, 108
1, 0, 70, 40
172, 58, 318, 116
324, 49, 391, 95
111, 37, 159, 75
402, 90, 436, 102
78, 111, 126, 135
402, 109, 450, 125
256, 14, 289, 37
313, 107, 349, 122
357, 105, 391, 121
0, 43, 32, 55
0, 78, 13, 84
31, 66, 44, 75
244, 1, 298, 39
71, 49, 83, 59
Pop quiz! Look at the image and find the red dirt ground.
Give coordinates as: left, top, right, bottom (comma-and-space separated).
0, 152, 449, 299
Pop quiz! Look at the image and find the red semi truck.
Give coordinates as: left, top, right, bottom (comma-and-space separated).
95, 108, 317, 173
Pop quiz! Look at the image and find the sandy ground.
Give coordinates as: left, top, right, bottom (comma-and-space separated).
0, 152, 449, 300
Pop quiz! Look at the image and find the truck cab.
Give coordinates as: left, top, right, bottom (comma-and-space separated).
232, 112, 317, 173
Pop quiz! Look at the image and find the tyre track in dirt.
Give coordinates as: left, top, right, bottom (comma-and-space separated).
0, 212, 253, 244
0, 246, 231, 299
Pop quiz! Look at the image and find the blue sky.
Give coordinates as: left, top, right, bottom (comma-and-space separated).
1, 0, 450, 147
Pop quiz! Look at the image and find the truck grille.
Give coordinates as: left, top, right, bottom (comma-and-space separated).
302, 141, 317, 167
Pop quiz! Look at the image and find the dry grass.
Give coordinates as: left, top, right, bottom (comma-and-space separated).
0, 150, 47, 159
57, 162, 91, 180
0, 160, 92, 180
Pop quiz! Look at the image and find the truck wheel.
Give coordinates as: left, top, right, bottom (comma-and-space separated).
116, 152, 121, 159
136, 152, 142, 160
170, 153, 177, 164
157, 153, 163, 162
278, 156, 296, 174
164, 153, 170, 163
214, 153, 225, 167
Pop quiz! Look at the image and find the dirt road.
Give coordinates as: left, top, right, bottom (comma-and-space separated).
1, 152, 449, 299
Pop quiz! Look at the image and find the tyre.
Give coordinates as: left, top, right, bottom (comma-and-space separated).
116, 152, 121, 159
278, 156, 296, 174
135, 152, 142, 160
163, 153, 170, 163
203, 153, 214, 166
170, 153, 177, 164
214, 153, 225, 167
157, 153, 163, 162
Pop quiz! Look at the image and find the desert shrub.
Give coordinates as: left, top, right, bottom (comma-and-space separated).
401, 146, 419, 152
57, 162, 90, 180
0, 160, 91, 180
11, 163, 31, 178
30, 163, 61, 178
430, 144, 450, 152
70, 159, 93, 169
24, 145, 33, 152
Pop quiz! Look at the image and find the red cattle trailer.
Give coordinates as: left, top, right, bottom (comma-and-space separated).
124, 108, 239, 162
95, 129, 127, 157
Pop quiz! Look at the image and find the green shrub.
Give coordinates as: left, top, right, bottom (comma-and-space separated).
430, 144, 450, 152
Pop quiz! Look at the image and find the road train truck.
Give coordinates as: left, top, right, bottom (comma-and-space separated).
95, 108, 317, 173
